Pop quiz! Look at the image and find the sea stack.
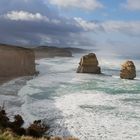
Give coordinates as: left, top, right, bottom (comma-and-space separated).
0, 44, 36, 79
77, 53, 101, 74
120, 60, 136, 80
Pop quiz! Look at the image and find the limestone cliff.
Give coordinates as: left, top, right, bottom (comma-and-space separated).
0, 44, 36, 79
120, 60, 136, 80
77, 53, 101, 74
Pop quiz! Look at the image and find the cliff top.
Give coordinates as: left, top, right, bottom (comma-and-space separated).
34, 46, 89, 54
0, 43, 32, 51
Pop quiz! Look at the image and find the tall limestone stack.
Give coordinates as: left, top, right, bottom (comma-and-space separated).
77, 53, 101, 74
120, 60, 136, 80
0, 44, 36, 78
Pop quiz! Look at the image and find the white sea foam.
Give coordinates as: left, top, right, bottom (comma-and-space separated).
1, 55, 140, 140
19, 90, 140, 140
0, 76, 33, 120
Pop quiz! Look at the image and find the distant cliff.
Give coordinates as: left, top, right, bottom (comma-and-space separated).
0, 44, 36, 81
34, 46, 72, 59
33, 46, 88, 59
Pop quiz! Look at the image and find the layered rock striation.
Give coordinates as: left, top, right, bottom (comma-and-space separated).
77, 53, 101, 74
0, 44, 36, 80
120, 60, 136, 80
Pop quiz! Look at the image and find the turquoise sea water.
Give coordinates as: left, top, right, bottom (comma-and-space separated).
0, 53, 140, 140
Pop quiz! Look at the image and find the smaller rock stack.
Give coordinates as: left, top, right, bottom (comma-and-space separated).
77, 53, 101, 74
120, 60, 136, 80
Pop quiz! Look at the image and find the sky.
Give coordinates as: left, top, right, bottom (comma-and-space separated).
0, 0, 140, 56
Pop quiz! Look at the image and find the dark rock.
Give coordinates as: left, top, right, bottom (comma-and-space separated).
9, 115, 24, 128
27, 120, 49, 137
0, 109, 9, 128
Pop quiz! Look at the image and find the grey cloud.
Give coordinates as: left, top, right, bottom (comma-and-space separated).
0, 0, 139, 51
75, 18, 140, 37
122, 0, 140, 11
0, 0, 96, 48
0, 11, 95, 47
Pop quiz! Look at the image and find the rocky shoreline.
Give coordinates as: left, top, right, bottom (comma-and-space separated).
0, 44, 88, 85
0, 107, 78, 140
0, 44, 137, 140
0, 45, 88, 139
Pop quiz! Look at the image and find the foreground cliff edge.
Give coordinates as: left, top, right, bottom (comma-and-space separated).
0, 44, 36, 84
0, 107, 79, 140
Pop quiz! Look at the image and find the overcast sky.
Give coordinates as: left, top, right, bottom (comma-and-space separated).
0, 0, 140, 55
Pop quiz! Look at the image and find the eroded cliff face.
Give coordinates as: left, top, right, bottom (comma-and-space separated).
0, 44, 36, 78
120, 60, 136, 80
77, 53, 101, 74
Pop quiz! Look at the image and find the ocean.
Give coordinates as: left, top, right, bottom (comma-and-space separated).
0, 53, 140, 140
